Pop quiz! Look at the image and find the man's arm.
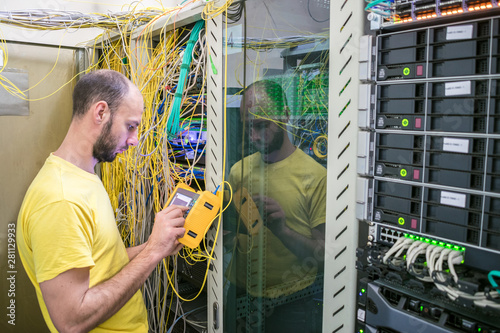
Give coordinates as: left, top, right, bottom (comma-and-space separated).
271, 222, 325, 265
126, 243, 147, 261
39, 205, 187, 333
254, 196, 325, 265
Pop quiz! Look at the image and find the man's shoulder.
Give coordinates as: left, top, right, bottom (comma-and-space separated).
25, 155, 100, 211
290, 149, 327, 176
27, 157, 63, 194
230, 152, 260, 171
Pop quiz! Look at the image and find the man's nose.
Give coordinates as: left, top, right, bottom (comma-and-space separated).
249, 127, 260, 141
127, 132, 139, 147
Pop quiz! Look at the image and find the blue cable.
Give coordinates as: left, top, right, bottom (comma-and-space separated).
157, 97, 166, 115
167, 306, 206, 333
488, 270, 500, 292
213, 184, 220, 195
145, 184, 154, 207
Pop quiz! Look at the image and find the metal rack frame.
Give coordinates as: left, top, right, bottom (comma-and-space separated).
321, 1, 364, 332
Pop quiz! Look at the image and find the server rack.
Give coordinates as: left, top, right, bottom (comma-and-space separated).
356, 2, 500, 332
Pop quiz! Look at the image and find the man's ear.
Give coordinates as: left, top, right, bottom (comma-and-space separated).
93, 101, 109, 124
283, 105, 290, 122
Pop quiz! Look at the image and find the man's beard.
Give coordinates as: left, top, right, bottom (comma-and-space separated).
93, 118, 119, 163
252, 130, 284, 156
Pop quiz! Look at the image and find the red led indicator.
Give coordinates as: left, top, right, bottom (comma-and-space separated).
415, 117, 422, 128
413, 169, 420, 180
416, 65, 424, 76
411, 219, 418, 229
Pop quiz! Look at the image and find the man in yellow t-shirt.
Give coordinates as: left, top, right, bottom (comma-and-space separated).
227, 80, 327, 332
17, 70, 187, 333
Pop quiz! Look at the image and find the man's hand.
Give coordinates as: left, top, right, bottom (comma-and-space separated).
146, 205, 187, 259
253, 195, 286, 236
252, 195, 325, 264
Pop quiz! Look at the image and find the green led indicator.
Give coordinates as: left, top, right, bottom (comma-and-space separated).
400, 169, 408, 177
402, 232, 468, 253
361, 288, 366, 293
360, 330, 364, 333
420, 305, 424, 311
398, 217, 405, 225
402, 118, 409, 127
478, 328, 482, 332
403, 67, 410, 76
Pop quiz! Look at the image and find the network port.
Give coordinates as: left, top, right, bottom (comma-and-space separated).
414, 0, 438, 20
466, 0, 494, 12
395, 1, 413, 22
439, 0, 465, 16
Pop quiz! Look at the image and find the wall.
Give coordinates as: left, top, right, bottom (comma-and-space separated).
0, 1, 166, 332
0, 41, 76, 333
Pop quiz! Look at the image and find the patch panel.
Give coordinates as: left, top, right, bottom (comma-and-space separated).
378, 226, 406, 245
375, 225, 468, 253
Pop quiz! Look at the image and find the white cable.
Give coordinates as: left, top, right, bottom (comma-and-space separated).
406, 240, 428, 269
435, 248, 452, 283
382, 236, 409, 264
394, 238, 414, 258
447, 250, 463, 283
406, 241, 433, 282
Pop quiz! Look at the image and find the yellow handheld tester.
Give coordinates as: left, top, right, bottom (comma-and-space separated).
232, 187, 263, 235
166, 183, 221, 248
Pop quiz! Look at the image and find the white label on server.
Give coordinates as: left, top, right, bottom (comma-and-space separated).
443, 137, 469, 153
440, 191, 467, 208
445, 81, 471, 96
357, 308, 366, 322
446, 25, 473, 40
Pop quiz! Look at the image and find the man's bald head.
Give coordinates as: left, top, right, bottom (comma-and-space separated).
241, 80, 288, 122
72, 69, 134, 120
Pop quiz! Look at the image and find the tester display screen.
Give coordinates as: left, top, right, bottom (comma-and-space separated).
170, 193, 193, 207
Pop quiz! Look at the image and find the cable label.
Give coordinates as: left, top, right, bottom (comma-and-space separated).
440, 190, 467, 208
442, 137, 469, 154
444, 81, 471, 97
446, 25, 473, 40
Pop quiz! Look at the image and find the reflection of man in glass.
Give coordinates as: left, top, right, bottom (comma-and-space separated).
227, 80, 327, 332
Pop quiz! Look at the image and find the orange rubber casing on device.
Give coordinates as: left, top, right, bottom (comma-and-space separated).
166, 183, 221, 248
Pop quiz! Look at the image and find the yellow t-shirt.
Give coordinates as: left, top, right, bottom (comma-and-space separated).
17, 154, 148, 333
228, 148, 327, 298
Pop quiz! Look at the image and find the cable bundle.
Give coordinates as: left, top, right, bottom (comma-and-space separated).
0, 9, 163, 30
167, 20, 205, 138
201, 0, 234, 20
228, 34, 328, 51
365, 0, 394, 17
96, 19, 213, 331
383, 236, 500, 309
